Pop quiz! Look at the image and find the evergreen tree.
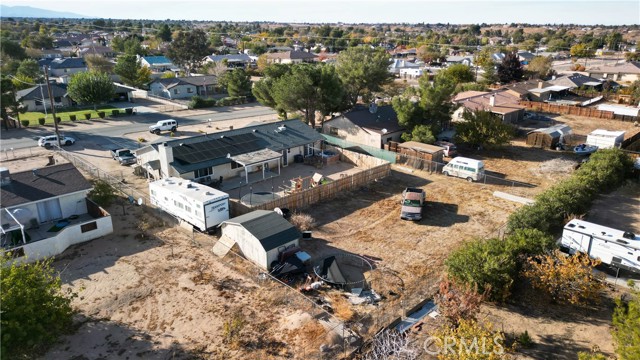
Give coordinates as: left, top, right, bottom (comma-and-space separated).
497, 51, 523, 84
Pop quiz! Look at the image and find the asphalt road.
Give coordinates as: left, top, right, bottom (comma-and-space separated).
0, 104, 277, 151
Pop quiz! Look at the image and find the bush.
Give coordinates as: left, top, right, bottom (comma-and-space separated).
84, 113, 91, 120
88, 180, 116, 207
97, 111, 106, 119
446, 229, 554, 301
507, 148, 632, 233
69, 114, 76, 121
20, 120, 29, 127
446, 238, 517, 301
111, 109, 119, 117
1, 255, 74, 358
612, 289, 640, 359
125, 108, 133, 115
38, 118, 45, 125
138, 137, 146, 143
524, 250, 605, 305
289, 212, 317, 231
54, 116, 61, 124
517, 330, 534, 348
189, 96, 217, 109
434, 278, 485, 326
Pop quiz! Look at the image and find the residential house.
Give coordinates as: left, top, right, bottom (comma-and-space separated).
548, 73, 603, 91
134, 119, 324, 183
39, 57, 88, 77
139, 56, 179, 73
218, 210, 301, 270
517, 51, 536, 64
77, 45, 115, 58
322, 104, 405, 149
527, 83, 571, 102
148, 75, 218, 99
39, 49, 64, 59
453, 89, 525, 123
264, 51, 317, 64
445, 55, 474, 67
0, 164, 113, 262
492, 53, 506, 63
389, 59, 421, 75
16, 84, 73, 112
587, 61, 640, 83
500, 79, 551, 100
203, 53, 253, 69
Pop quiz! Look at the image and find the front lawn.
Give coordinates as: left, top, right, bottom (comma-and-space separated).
19, 106, 124, 125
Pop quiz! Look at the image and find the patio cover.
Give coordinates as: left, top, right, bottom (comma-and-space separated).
231, 149, 282, 166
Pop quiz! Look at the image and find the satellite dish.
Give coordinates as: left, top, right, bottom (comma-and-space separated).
137, 198, 143, 206
274, 207, 283, 216
381, 128, 388, 134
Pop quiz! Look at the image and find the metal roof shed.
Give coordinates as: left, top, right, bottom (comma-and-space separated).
526, 124, 573, 149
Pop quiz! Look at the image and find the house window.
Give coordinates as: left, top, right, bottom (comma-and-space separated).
35, 99, 43, 106
81, 222, 97, 233
329, 127, 339, 136
174, 89, 179, 95
231, 161, 240, 169
187, 88, 193, 93
185, 205, 192, 213
64, 69, 69, 73
386, 137, 392, 143
194, 167, 213, 178
54, 97, 61, 103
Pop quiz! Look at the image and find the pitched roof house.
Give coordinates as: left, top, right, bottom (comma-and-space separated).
148, 75, 218, 99
453, 89, 525, 123
587, 61, 640, 83
78, 45, 115, 58
548, 73, 603, 90
16, 84, 73, 112
39, 57, 88, 77
0, 163, 113, 262
265, 51, 317, 64
323, 104, 405, 149
134, 119, 324, 185
203, 53, 254, 68
219, 210, 301, 270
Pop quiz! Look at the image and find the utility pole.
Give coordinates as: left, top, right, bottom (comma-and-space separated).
43, 65, 61, 147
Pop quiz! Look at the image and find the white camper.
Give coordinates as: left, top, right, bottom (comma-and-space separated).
586, 129, 625, 149
442, 157, 485, 182
561, 219, 640, 273
149, 177, 229, 232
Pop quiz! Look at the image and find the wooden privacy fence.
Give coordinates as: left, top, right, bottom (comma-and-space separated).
520, 100, 615, 119
231, 163, 391, 216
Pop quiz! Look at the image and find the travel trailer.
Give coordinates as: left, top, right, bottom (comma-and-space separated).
560, 219, 640, 273
149, 177, 229, 232
442, 157, 485, 182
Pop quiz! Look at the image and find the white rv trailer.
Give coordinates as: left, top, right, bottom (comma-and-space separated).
561, 219, 640, 273
585, 129, 625, 149
149, 177, 229, 232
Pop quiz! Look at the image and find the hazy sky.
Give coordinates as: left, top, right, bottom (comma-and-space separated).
3, 0, 639, 25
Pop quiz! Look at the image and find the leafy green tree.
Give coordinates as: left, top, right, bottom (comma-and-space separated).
570, 43, 595, 60
253, 64, 294, 119
456, 110, 514, 149
527, 56, 554, 79
606, 32, 623, 51
114, 55, 151, 88
167, 29, 210, 75
85, 54, 114, 73
271, 64, 344, 127
335, 46, 392, 107
16, 59, 41, 81
407, 124, 436, 143
220, 69, 252, 97
435, 64, 474, 86
123, 36, 145, 56
88, 179, 117, 207
67, 71, 115, 110
1, 77, 27, 129
613, 288, 640, 360
1, 254, 74, 358
497, 51, 523, 84
156, 24, 172, 42
0, 36, 27, 60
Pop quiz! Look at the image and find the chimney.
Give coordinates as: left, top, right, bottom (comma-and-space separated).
489, 95, 496, 107
538, 81, 544, 89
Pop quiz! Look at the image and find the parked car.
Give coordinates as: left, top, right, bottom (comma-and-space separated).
149, 119, 178, 134
110, 148, 137, 166
37, 135, 76, 148
435, 141, 457, 157
400, 187, 426, 221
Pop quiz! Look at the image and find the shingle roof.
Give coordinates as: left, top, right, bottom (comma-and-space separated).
266, 51, 317, 60
150, 75, 217, 89
44, 57, 87, 69
222, 210, 300, 251
0, 163, 92, 208
142, 56, 174, 65
16, 84, 68, 101
330, 105, 404, 134
588, 61, 640, 75
454, 89, 524, 115
549, 73, 602, 88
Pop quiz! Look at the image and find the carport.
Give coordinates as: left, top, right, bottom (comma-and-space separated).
231, 148, 282, 184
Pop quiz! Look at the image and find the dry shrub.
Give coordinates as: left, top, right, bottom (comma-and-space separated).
328, 293, 356, 322
289, 212, 317, 231
299, 320, 327, 345
434, 278, 486, 327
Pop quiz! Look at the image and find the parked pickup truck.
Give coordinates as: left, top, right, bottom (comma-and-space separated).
400, 187, 426, 221
110, 148, 137, 166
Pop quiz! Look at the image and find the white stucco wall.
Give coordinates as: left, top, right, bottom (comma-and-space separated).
221, 224, 268, 269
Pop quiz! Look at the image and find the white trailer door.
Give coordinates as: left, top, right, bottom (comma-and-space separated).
204, 199, 229, 229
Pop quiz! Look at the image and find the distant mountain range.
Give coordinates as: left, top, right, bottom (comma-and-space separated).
0, 5, 89, 19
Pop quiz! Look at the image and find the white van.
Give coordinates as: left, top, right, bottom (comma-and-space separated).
442, 157, 485, 182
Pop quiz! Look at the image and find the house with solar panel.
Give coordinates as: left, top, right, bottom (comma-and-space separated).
134, 119, 324, 188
